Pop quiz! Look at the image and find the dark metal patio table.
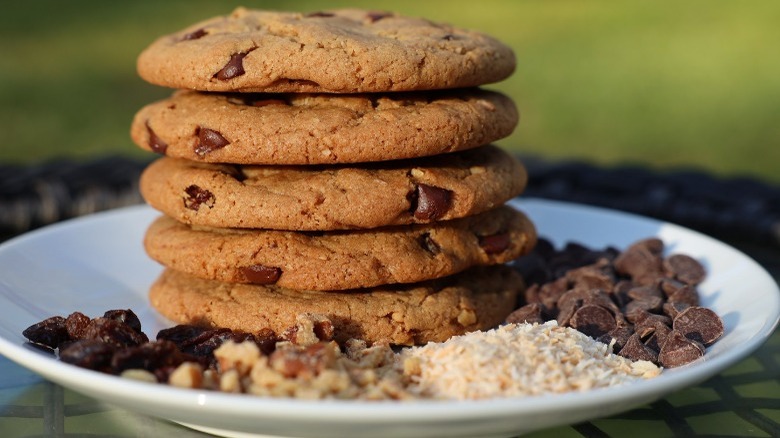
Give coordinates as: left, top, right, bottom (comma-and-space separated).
1, 156, 778, 437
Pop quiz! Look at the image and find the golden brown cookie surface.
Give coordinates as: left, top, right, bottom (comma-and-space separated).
140, 145, 527, 230
144, 206, 536, 290
137, 8, 515, 93
131, 89, 517, 164
149, 266, 523, 345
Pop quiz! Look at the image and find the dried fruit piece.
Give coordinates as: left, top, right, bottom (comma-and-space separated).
59, 339, 116, 370
82, 317, 148, 348
65, 312, 91, 340
23, 316, 69, 349
103, 309, 143, 334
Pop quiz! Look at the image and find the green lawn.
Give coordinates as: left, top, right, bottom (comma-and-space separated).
1, 0, 778, 183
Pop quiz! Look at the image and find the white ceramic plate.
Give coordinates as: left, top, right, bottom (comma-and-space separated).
0, 199, 777, 438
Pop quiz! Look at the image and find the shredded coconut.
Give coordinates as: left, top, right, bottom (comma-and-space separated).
400, 321, 660, 399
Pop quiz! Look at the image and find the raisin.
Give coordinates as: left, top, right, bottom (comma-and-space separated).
23, 316, 69, 349
157, 324, 208, 347
111, 340, 194, 375
65, 312, 91, 340
103, 309, 143, 334
82, 318, 148, 348
59, 339, 116, 371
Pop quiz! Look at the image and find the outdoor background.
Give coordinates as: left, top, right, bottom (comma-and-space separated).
1, 0, 778, 183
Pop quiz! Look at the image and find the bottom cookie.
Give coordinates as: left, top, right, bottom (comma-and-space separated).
149, 266, 522, 346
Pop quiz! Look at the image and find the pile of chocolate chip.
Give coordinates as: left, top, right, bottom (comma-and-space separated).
509, 237, 724, 368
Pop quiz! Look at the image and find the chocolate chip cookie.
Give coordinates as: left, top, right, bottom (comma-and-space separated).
137, 8, 515, 93
131, 89, 518, 164
144, 206, 536, 290
149, 265, 523, 345
140, 145, 527, 230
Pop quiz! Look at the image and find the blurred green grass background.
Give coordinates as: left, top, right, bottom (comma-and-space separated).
1, 0, 778, 182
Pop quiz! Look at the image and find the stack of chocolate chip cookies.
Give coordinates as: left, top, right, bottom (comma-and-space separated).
131, 8, 537, 345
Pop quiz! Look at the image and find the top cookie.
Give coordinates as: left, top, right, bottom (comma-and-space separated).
137, 8, 515, 93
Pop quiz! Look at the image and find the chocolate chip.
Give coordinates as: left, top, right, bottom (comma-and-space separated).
673, 306, 724, 346
659, 277, 686, 298
636, 316, 672, 353
668, 284, 700, 307
145, 121, 168, 155
659, 329, 705, 368
305, 11, 335, 17
505, 303, 545, 325
410, 184, 452, 221
597, 326, 634, 353
240, 265, 282, 284
570, 305, 617, 339
664, 254, 706, 285
565, 260, 615, 291
662, 301, 690, 319
618, 333, 658, 363
417, 232, 441, 255
627, 285, 663, 302
182, 28, 207, 41
183, 185, 215, 211
195, 127, 230, 156
251, 98, 289, 107
366, 12, 392, 22
623, 295, 663, 314
613, 238, 664, 285
214, 52, 249, 80
479, 233, 511, 255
